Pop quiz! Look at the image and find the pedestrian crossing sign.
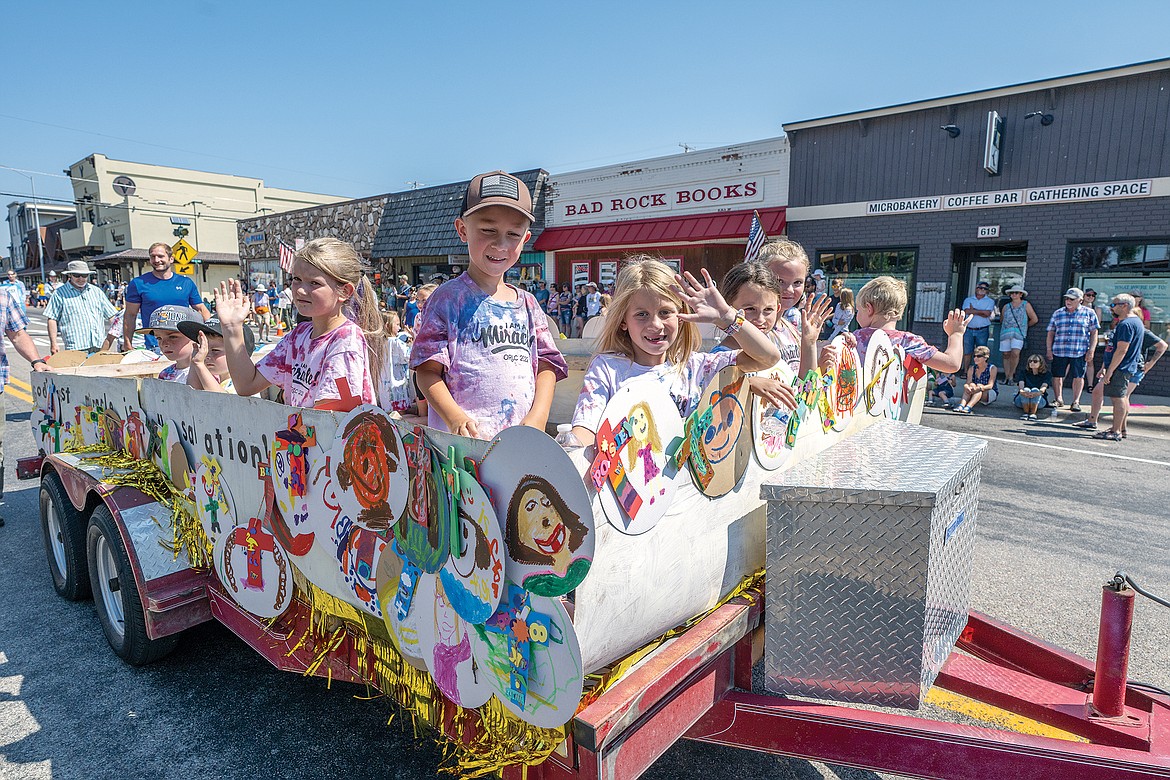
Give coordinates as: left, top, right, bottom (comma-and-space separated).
172, 238, 198, 275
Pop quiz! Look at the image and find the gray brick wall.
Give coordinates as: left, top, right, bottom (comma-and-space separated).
788, 196, 1170, 397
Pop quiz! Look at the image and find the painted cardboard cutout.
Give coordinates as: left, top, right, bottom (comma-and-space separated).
392, 428, 453, 574
589, 382, 684, 535
884, 345, 908, 419
862, 329, 899, 417
828, 336, 862, 432
194, 456, 237, 547
675, 367, 752, 498
478, 426, 596, 593
375, 539, 431, 670
470, 581, 584, 728
152, 419, 193, 491
328, 406, 408, 534
340, 523, 388, 617
749, 360, 798, 470
438, 463, 506, 624
423, 578, 493, 709
269, 413, 319, 557
212, 464, 294, 619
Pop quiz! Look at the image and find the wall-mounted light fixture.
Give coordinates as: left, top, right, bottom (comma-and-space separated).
940, 124, 961, 138
1024, 111, 1054, 126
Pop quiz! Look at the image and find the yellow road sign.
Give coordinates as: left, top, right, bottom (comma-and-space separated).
172, 238, 198, 275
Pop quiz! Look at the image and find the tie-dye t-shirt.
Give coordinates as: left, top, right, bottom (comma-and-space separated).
853, 327, 938, 364
409, 274, 568, 438
257, 320, 375, 409
572, 350, 738, 432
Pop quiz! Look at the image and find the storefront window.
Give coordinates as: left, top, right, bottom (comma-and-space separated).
1070, 240, 1169, 340
816, 248, 918, 329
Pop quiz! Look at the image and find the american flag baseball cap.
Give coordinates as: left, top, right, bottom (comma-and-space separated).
461, 171, 534, 221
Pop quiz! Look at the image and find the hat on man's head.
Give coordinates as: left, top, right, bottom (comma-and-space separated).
136, 305, 202, 335
587, 282, 598, 289
461, 171, 534, 222
1064, 287, 1084, 300
1006, 285, 1028, 296
177, 316, 256, 354
48, 270, 57, 277
64, 260, 97, 276
976, 281, 991, 290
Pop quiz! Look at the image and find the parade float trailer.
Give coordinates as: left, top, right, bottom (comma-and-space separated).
20, 339, 1170, 779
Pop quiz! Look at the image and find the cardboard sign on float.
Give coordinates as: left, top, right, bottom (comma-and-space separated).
750, 360, 798, 471
589, 382, 684, 535
678, 366, 753, 498
478, 426, 596, 594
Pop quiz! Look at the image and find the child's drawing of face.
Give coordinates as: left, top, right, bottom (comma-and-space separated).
629, 405, 650, 444
516, 487, 567, 565
702, 390, 744, 465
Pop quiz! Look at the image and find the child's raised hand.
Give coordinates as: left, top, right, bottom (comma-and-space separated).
215, 279, 250, 327
673, 269, 735, 326
747, 376, 797, 412
192, 331, 209, 364
943, 309, 972, 335
801, 293, 834, 344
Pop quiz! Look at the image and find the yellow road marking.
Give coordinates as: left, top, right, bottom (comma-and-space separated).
925, 687, 1087, 742
8, 376, 30, 391
4, 385, 33, 404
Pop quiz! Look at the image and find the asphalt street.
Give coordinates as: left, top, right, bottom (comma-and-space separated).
1, 309, 1168, 780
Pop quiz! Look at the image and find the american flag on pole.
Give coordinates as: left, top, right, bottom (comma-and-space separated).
278, 241, 296, 273
743, 211, 767, 262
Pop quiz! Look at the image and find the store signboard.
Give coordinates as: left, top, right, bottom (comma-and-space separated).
866, 179, 1154, 216
547, 137, 789, 227
983, 111, 1003, 175
572, 262, 590, 290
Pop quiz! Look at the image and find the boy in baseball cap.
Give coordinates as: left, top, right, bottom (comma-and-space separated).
178, 316, 255, 393
408, 171, 567, 439
136, 305, 201, 382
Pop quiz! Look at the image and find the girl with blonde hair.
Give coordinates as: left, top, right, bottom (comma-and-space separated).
214, 237, 383, 411
571, 256, 781, 445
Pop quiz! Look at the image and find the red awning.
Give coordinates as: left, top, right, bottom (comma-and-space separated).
533, 207, 786, 252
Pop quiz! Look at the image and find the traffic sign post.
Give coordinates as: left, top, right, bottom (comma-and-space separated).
172, 238, 198, 276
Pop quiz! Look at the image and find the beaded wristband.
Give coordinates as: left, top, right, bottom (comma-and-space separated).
721, 308, 746, 336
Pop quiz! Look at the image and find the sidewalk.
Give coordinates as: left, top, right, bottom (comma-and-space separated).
936, 380, 1170, 438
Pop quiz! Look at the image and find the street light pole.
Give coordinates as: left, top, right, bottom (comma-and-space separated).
30, 176, 45, 286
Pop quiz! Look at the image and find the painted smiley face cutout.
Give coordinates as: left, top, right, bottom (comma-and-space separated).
701, 387, 745, 465
684, 366, 752, 498
193, 457, 238, 548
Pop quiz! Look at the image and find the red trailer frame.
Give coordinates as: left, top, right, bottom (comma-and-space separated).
21, 453, 1170, 779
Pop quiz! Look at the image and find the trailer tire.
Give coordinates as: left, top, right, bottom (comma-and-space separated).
40, 472, 91, 601
87, 506, 179, 665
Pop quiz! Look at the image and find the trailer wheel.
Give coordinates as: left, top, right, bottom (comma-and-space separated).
87, 506, 179, 665
40, 472, 91, 601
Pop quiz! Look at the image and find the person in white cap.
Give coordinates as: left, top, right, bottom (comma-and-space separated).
47, 270, 64, 295
45, 260, 116, 354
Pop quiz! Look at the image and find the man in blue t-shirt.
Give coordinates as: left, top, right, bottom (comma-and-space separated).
123, 242, 211, 350
1076, 294, 1143, 442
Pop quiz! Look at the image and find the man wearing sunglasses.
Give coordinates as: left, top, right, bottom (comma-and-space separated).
45, 260, 117, 354
1073, 294, 1143, 442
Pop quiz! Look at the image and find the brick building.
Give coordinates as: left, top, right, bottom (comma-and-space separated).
784, 58, 1170, 395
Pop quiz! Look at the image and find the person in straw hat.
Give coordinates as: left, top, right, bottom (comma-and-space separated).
998, 284, 1037, 383
45, 260, 117, 354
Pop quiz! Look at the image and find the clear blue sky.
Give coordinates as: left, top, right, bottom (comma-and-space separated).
3, 0, 1169, 253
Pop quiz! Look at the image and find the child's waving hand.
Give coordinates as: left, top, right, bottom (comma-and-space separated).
673, 269, 735, 326
215, 279, 251, 327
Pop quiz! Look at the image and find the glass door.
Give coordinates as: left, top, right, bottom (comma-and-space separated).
969, 259, 1026, 370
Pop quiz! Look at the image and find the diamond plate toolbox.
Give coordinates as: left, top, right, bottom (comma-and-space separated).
762, 419, 987, 709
